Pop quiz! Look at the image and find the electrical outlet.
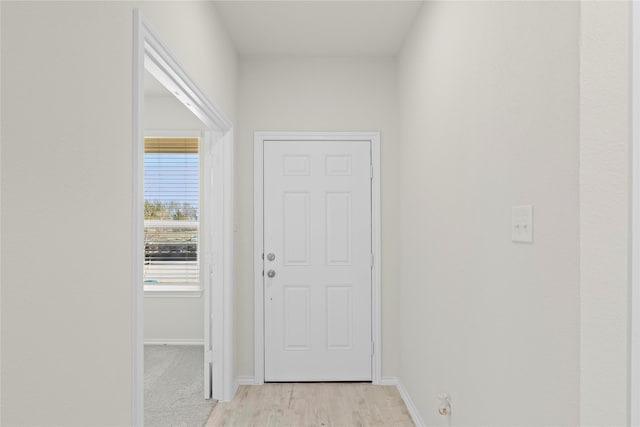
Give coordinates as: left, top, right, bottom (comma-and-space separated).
512, 205, 533, 243
437, 394, 452, 416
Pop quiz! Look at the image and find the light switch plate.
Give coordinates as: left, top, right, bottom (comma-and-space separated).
512, 205, 533, 243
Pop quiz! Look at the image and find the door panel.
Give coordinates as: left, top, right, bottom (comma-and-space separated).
327, 285, 353, 349
283, 192, 310, 265
263, 140, 372, 381
284, 286, 310, 350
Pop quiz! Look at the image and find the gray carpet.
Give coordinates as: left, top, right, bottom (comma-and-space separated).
144, 345, 216, 427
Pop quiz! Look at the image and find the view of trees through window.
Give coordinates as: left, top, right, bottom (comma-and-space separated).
143, 137, 199, 285
144, 200, 197, 221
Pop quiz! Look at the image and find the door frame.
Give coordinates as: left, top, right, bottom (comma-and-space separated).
133, 10, 235, 425
253, 131, 381, 385
631, 1, 639, 424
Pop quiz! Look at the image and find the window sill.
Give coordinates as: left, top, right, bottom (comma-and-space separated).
143, 285, 202, 298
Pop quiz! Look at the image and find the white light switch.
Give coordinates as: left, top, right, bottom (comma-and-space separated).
512, 205, 533, 243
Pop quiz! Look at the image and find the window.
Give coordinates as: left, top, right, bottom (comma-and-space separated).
143, 137, 199, 287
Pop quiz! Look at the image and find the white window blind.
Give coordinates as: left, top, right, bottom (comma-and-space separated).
143, 137, 199, 285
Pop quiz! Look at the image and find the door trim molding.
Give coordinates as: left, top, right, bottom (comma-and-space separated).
253, 131, 382, 384
133, 10, 235, 425
631, 2, 640, 424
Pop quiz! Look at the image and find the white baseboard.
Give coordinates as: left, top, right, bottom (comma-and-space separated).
236, 375, 256, 385
380, 376, 425, 426
396, 379, 426, 427
233, 376, 256, 398
380, 376, 400, 386
144, 339, 204, 346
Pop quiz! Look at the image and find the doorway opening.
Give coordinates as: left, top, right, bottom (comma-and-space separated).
133, 10, 234, 425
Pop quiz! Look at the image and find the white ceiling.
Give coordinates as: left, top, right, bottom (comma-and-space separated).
213, 1, 423, 57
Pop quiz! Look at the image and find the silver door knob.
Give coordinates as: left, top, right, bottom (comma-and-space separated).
267, 253, 276, 261
267, 270, 276, 278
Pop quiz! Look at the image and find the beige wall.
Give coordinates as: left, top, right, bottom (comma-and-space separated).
579, 2, 631, 425
235, 57, 401, 379
0, 1, 236, 425
144, 296, 204, 343
398, 2, 580, 424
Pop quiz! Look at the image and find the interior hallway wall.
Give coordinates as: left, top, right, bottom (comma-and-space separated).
1, 1, 237, 425
398, 2, 580, 424
579, 2, 631, 425
235, 57, 401, 379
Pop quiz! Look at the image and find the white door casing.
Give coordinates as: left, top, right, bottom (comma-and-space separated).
254, 132, 382, 384
631, 2, 640, 424
133, 10, 235, 425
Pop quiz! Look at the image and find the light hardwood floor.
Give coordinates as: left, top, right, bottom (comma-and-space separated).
206, 383, 415, 427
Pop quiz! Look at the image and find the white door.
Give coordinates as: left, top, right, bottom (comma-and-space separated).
263, 140, 372, 381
